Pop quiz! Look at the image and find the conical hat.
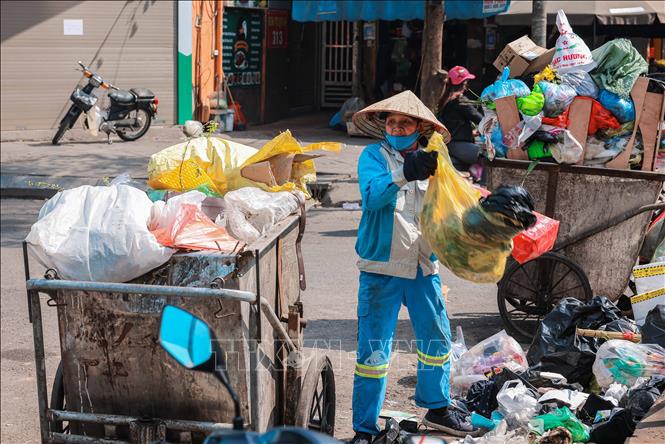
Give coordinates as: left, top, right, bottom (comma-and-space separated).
352, 90, 450, 142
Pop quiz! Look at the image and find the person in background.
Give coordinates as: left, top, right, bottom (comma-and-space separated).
437, 66, 484, 182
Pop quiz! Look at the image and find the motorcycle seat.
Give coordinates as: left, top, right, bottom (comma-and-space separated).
130, 88, 155, 99
109, 90, 135, 104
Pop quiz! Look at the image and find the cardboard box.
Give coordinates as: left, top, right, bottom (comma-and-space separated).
240, 153, 322, 187
493, 35, 555, 78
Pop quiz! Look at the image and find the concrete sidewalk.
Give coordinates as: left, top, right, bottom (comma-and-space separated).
0, 112, 370, 205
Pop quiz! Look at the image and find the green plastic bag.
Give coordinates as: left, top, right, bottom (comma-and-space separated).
516, 84, 545, 116
535, 407, 590, 443
591, 39, 648, 99
527, 140, 550, 160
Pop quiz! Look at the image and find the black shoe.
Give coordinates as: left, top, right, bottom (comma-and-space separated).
348, 432, 374, 444
422, 407, 480, 437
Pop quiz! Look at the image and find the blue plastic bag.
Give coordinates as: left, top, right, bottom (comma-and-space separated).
481, 67, 530, 105
491, 125, 507, 158
598, 89, 635, 123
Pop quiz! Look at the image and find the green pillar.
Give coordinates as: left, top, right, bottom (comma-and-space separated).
177, 0, 193, 124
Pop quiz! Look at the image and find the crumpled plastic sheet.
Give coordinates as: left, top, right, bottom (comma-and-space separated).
591, 38, 648, 99
560, 70, 599, 98
454, 420, 530, 444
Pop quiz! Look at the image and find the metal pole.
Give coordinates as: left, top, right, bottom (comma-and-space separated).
260, 298, 296, 352
531, 0, 547, 47
26, 279, 256, 303
22, 241, 33, 322
29, 290, 50, 443
49, 410, 233, 433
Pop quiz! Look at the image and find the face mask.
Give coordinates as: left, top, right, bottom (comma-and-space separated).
384, 131, 420, 151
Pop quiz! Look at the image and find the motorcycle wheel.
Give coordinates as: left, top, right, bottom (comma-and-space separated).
52, 106, 80, 145
117, 109, 151, 141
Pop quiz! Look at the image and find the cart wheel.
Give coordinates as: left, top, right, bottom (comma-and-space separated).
50, 361, 69, 433
498, 252, 592, 341
294, 355, 336, 436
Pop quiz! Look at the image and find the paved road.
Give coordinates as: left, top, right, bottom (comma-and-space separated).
0, 118, 503, 441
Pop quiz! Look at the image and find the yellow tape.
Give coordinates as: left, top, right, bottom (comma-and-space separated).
355, 362, 389, 371
633, 264, 665, 279
354, 369, 388, 379
631, 287, 665, 304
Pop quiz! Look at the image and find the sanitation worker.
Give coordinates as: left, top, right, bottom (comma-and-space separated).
348, 90, 478, 443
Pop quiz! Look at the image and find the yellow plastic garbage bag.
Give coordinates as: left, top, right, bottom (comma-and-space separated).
147, 130, 341, 196
421, 133, 534, 283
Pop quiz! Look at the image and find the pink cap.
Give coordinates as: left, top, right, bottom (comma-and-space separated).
448, 66, 476, 85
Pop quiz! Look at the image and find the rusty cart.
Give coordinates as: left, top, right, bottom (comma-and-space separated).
486, 159, 665, 340
24, 210, 336, 443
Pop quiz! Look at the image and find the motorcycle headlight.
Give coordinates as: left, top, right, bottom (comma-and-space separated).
70, 89, 98, 111
90, 75, 103, 87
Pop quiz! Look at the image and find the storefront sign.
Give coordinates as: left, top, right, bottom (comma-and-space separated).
223, 7, 263, 87
363, 22, 376, 41
227, 0, 267, 8
266, 9, 288, 49
483, 0, 509, 14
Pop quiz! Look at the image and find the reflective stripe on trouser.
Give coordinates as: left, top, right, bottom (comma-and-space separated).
352, 267, 452, 435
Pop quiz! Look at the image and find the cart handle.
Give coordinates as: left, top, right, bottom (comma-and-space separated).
554, 203, 665, 251
26, 278, 297, 352
27, 278, 257, 303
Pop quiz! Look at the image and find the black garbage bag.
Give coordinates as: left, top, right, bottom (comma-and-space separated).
465, 380, 498, 418
642, 305, 665, 347
599, 317, 641, 335
620, 376, 665, 419
527, 296, 627, 387
579, 394, 617, 425
479, 185, 537, 230
589, 408, 636, 444
530, 129, 560, 144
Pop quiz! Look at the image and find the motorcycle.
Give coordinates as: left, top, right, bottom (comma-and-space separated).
52, 61, 157, 145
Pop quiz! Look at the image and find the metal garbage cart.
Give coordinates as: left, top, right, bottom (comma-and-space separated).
25, 210, 336, 443
486, 159, 665, 340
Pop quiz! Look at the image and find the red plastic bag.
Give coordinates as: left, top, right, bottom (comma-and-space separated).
151, 203, 240, 251
512, 212, 560, 264
542, 112, 569, 128
587, 99, 620, 135
542, 98, 620, 135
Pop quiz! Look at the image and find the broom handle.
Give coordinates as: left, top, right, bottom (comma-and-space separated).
223, 75, 236, 106
576, 328, 642, 343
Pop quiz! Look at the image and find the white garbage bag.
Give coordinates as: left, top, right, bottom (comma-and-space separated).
26, 184, 174, 282
218, 187, 305, 244
551, 10, 596, 73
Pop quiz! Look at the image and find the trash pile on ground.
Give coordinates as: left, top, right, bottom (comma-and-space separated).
480, 10, 664, 172
443, 295, 665, 444
25, 125, 340, 282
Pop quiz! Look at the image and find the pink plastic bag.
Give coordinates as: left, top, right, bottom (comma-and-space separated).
150, 191, 241, 251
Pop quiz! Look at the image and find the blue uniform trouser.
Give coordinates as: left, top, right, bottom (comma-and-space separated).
352, 268, 452, 435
